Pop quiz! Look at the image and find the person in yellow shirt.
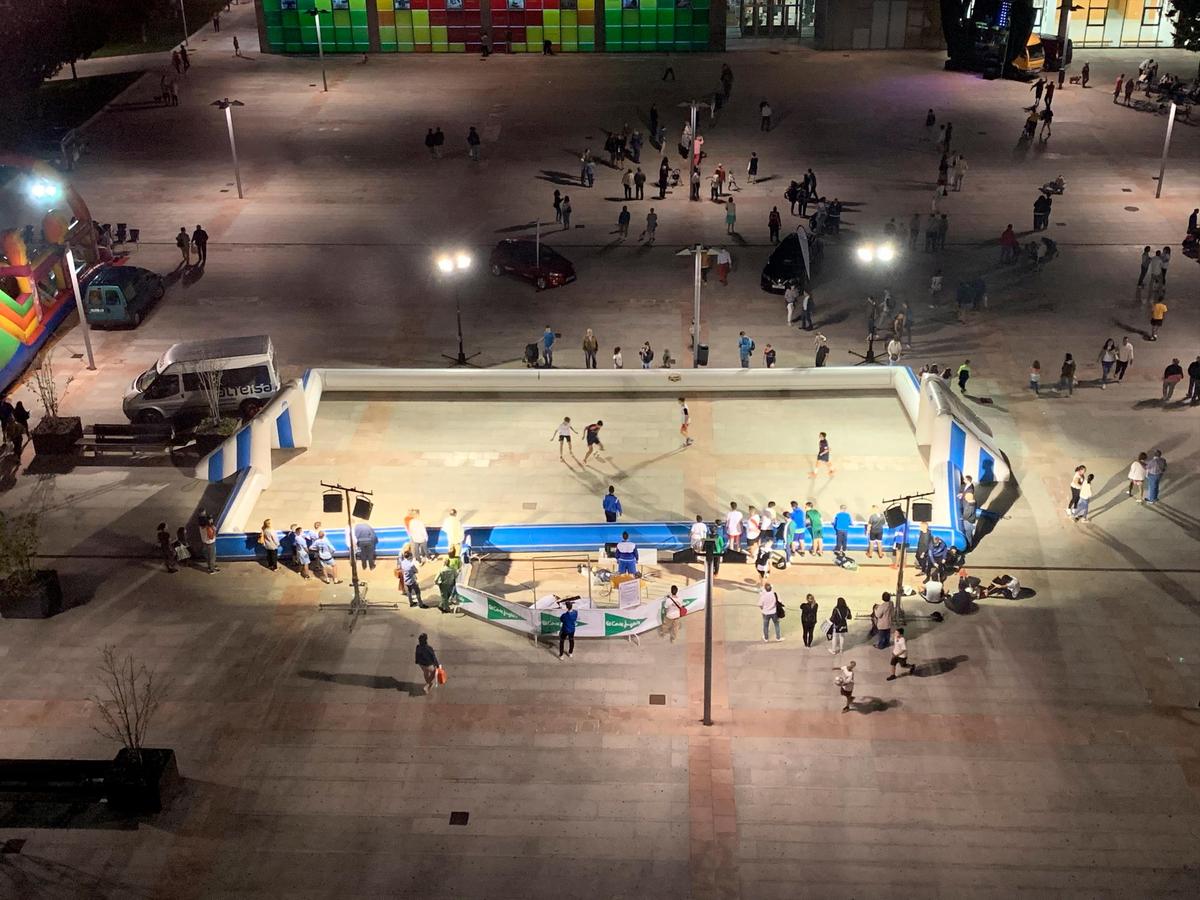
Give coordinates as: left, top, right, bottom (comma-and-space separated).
1150, 300, 1167, 340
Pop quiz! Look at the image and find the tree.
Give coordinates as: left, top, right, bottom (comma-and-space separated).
0, 0, 124, 93
1167, 0, 1200, 52
90, 646, 169, 767
194, 359, 225, 428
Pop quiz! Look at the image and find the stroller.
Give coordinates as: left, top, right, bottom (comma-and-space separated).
523, 343, 539, 367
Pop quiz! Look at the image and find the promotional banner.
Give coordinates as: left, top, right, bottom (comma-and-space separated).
456, 580, 708, 639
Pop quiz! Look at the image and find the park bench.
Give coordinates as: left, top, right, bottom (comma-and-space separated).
0, 759, 110, 801
76, 422, 177, 456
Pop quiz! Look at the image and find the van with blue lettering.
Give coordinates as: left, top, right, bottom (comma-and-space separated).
122, 335, 280, 425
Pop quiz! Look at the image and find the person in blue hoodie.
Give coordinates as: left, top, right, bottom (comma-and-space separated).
558, 600, 578, 659
833, 504, 853, 554
602, 485, 622, 522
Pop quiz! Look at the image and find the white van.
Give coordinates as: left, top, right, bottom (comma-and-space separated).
123, 335, 280, 424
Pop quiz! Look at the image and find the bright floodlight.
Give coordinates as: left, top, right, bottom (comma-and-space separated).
877, 243, 896, 263
856, 244, 874, 263
455, 252, 472, 270
436, 255, 455, 274
28, 179, 61, 202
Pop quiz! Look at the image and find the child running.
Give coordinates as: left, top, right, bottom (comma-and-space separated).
678, 397, 693, 446
582, 420, 605, 465
551, 416, 578, 461
811, 431, 834, 476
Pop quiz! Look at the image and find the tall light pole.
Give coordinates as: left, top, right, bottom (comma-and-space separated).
677, 99, 711, 198
178, 0, 190, 48
211, 98, 245, 199
675, 245, 707, 367
701, 524, 716, 726
1154, 101, 1177, 199
305, 6, 330, 92
436, 251, 479, 366
64, 246, 95, 371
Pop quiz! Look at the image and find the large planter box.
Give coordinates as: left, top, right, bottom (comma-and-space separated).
106, 748, 181, 814
31, 416, 82, 455
0, 569, 64, 619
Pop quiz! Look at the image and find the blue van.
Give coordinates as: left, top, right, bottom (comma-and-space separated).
83, 265, 165, 328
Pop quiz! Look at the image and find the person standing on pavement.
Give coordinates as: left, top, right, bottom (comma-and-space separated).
872, 593, 894, 650
291, 525, 312, 579
612, 346, 623, 369
834, 660, 856, 712
800, 290, 814, 332
1183, 355, 1200, 403
557, 600, 578, 659
553, 189, 563, 224
200, 516, 219, 574
634, 167, 645, 199
1070, 473, 1095, 521
622, 168, 633, 200
1149, 299, 1167, 341
768, 206, 781, 244
805, 501, 824, 555
582, 328, 599, 369
829, 597, 851, 654
658, 158, 670, 199
957, 359, 971, 395
1098, 339, 1117, 388
191, 225, 209, 266
425, 128, 437, 158
800, 594, 818, 648
639, 341, 655, 368
1160, 245, 1171, 286
353, 520, 378, 571
717, 247, 732, 284
1067, 464, 1086, 514
560, 196, 572, 230
1162, 358, 1184, 402
179, 45, 190, 72
467, 126, 481, 161
725, 502, 744, 552
259, 519, 280, 571
551, 417, 578, 461
1116, 336, 1134, 381
1147, 250, 1164, 293
661, 584, 684, 642
435, 560, 458, 613
866, 506, 885, 558
1081, 62, 1090, 87
759, 100, 772, 131
397, 550, 423, 606
1127, 452, 1148, 502
441, 508, 464, 558
759, 582, 782, 642
596, 484, 622, 523
833, 505, 852, 555
641, 208, 658, 246
157, 522, 178, 573
432, 127, 444, 157
616, 205, 631, 239
1123, 77, 1134, 104
785, 282, 798, 325
1144, 449, 1167, 503
615, 532, 638, 576
541, 326, 556, 367
415, 634, 439, 693
678, 397, 693, 447
887, 629, 916, 680
312, 530, 340, 584
1113, 74, 1125, 102
747, 152, 759, 184
405, 509, 430, 563
738, 331, 754, 368
725, 199, 737, 235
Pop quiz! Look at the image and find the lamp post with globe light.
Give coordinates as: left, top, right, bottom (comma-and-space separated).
211, 99, 245, 199
436, 251, 479, 367
28, 178, 95, 370
305, 6, 330, 92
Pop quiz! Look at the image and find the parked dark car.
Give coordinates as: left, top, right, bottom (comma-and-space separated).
489, 239, 576, 290
760, 231, 822, 293
82, 264, 165, 327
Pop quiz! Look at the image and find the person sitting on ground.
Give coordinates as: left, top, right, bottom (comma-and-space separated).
985, 574, 1022, 599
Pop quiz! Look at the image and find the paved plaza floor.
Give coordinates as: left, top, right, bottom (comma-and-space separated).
1, 5, 1199, 896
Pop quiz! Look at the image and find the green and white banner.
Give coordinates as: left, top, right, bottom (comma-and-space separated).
456, 580, 708, 639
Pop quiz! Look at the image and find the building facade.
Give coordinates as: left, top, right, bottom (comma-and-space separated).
253, 0, 1180, 52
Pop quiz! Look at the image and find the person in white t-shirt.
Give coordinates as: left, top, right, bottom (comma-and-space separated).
725, 502, 744, 551
745, 506, 762, 547
759, 583, 782, 642
834, 660, 856, 711
678, 397, 693, 446
661, 584, 684, 642
887, 629, 915, 680
689, 515, 708, 553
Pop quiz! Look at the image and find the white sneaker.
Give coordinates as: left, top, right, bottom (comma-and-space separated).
762, 637, 769, 643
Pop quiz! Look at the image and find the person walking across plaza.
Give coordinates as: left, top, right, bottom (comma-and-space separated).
1162, 358, 1183, 402
467, 126, 481, 161
640, 208, 657, 245
1116, 336, 1134, 381
887, 629, 916, 680
1144, 449, 1167, 503
616, 205, 630, 239
200, 515, 218, 574
435, 559, 458, 613
811, 432, 833, 476
716, 246, 732, 285
957, 359, 971, 395
661, 585, 684, 642
747, 151, 759, 184
1056, 353, 1076, 396
725, 199, 737, 235
678, 397, 693, 447
829, 597, 851, 654
1113, 73, 1124, 102
415, 634, 440, 693
1184, 355, 1200, 403
191, 225, 209, 266
1149, 299, 1167, 341
1127, 452, 1148, 502
759, 582, 782, 642
602, 485, 622, 523
397, 550, 423, 606
834, 660, 856, 712
768, 206, 781, 244
1098, 339, 1117, 388
800, 594, 819, 648
582, 328, 599, 369
175, 227, 191, 266
557, 600, 578, 659
1070, 473, 1095, 521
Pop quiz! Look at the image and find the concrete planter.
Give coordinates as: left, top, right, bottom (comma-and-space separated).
0, 569, 64, 619
31, 416, 82, 455
106, 748, 181, 814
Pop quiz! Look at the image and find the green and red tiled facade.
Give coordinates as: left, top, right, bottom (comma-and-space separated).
256, 0, 715, 54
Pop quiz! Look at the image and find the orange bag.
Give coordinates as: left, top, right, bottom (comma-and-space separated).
435, 666, 447, 685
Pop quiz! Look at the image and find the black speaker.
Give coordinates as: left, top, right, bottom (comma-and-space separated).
720, 549, 748, 564
352, 497, 373, 520
604, 542, 618, 558
323, 492, 343, 514
696, 344, 709, 366
884, 505, 906, 529
671, 548, 698, 563
912, 501, 933, 523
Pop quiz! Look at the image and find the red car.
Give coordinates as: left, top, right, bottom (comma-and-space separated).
489, 239, 576, 290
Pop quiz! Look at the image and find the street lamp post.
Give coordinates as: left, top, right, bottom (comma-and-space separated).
436, 251, 479, 366
701, 525, 716, 726
64, 247, 95, 371
1154, 101, 1177, 199
211, 98, 245, 199
676, 244, 708, 368
178, 0, 190, 48
880, 490, 935, 624
677, 99, 711, 199
305, 7, 330, 92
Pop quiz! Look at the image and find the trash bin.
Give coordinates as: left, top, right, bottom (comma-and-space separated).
696, 344, 709, 366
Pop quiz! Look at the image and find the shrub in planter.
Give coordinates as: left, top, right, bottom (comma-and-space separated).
30, 351, 80, 455
0, 510, 64, 619
91, 646, 175, 814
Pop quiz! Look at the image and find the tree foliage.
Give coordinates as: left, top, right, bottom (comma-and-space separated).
0, 0, 125, 94
91, 646, 169, 766
1167, 0, 1200, 52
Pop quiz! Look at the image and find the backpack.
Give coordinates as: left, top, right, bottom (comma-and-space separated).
774, 594, 785, 618
749, 340, 756, 352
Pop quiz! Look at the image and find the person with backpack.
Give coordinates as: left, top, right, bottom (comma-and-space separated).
738, 331, 754, 368
829, 597, 851, 654
759, 582, 783, 642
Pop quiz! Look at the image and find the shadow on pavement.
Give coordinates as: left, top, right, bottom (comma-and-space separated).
298, 670, 425, 696
912, 655, 969, 678
852, 697, 901, 714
